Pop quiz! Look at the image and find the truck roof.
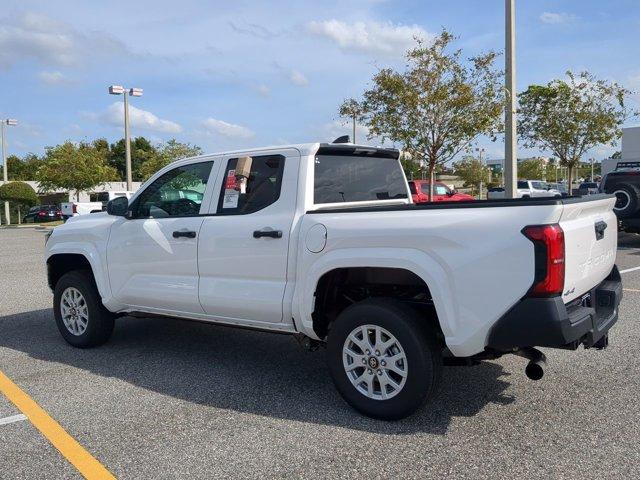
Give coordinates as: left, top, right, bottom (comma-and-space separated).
169, 142, 400, 166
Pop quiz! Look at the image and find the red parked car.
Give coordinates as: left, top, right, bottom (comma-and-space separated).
408, 181, 475, 203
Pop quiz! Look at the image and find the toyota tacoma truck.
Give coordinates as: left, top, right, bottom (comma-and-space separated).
45, 142, 622, 420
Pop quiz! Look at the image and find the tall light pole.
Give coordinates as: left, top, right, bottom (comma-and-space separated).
1, 118, 18, 225
108, 85, 143, 191
504, 0, 518, 198
476, 147, 485, 199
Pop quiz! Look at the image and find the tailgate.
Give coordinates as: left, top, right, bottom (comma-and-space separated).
559, 195, 617, 303
60, 203, 73, 216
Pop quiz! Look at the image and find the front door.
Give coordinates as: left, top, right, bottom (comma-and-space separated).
198, 150, 298, 325
107, 160, 218, 314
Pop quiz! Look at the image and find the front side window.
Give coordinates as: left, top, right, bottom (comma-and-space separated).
217, 155, 285, 214
130, 161, 213, 218
314, 155, 407, 204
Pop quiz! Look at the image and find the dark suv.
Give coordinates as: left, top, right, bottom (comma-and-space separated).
23, 205, 63, 223
600, 162, 640, 233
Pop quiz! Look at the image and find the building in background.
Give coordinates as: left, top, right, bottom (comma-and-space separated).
601, 126, 640, 176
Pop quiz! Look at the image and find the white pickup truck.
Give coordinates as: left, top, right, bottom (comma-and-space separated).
487, 180, 562, 199
61, 192, 135, 219
45, 142, 622, 420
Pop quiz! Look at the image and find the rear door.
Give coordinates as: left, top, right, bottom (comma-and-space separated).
559, 196, 617, 302
197, 150, 299, 325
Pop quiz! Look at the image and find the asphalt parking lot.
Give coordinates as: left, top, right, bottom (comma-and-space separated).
1, 228, 640, 479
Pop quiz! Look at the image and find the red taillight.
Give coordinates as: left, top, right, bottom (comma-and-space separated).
38, 211, 46, 216
522, 224, 565, 297
72, 204, 77, 214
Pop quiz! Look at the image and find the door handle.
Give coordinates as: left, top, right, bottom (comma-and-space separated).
173, 230, 197, 239
253, 229, 282, 239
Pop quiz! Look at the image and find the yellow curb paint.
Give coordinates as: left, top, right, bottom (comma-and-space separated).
623, 288, 640, 293
0, 371, 115, 480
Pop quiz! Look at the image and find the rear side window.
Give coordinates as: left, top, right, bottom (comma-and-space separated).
314, 155, 407, 204
517, 181, 529, 189
217, 155, 285, 214
408, 182, 417, 194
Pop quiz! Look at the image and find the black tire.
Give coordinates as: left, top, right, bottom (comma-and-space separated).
53, 270, 115, 348
327, 298, 442, 420
612, 184, 640, 218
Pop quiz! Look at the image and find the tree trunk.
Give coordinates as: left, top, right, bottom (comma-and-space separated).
428, 164, 435, 202
76, 190, 80, 201
17, 206, 21, 225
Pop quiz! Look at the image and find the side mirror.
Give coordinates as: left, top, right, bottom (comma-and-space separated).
447, 190, 455, 196
106, 196, 129, 217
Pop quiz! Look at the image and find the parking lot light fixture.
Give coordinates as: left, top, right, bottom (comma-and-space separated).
108, 85, 143, 191
2, 118, 18, 225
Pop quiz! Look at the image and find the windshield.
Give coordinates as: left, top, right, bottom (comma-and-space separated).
314, 154, 408, 204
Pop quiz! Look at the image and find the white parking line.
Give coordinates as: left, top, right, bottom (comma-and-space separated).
620, 266, 640, 274
0, 413, 27, 426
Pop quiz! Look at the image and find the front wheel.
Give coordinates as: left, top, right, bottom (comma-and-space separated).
53, 270, 115, 348
327, 299, 442, 420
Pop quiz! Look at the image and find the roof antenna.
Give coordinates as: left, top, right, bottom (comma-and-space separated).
332, 135, 350, 144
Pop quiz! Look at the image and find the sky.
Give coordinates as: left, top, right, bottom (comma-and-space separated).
1, 0, 639, 163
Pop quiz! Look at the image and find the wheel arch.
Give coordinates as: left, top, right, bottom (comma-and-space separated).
46, 250, 111, 305
296, 248, 456, 344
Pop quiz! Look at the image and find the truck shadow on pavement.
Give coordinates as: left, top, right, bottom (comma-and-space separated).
0, 309, 515, 436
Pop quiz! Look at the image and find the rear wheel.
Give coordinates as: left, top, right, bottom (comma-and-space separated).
327, 299, 442, 420
612, 184, 640, 218
54, 270, 115, 348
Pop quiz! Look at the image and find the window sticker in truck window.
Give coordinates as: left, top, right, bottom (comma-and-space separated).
223, 170, 239, 209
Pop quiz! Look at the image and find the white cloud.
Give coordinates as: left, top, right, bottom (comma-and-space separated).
256, 84, 271, 97
539, 12, 576, 24
307, 19, 431, 56
289, 70, 309, 86
103, 102, 182, 134
202, 118, 254, 139
37, 70, 71, 85
0, 12, 128, 69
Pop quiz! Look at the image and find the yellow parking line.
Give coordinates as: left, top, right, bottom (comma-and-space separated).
624, 288, 640, 293
0, 371, 115, 480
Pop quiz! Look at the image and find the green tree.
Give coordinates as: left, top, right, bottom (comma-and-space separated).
518, 71, 636, 193
138, 140, 203, 181
343, 30, 503, 201
36, 141, 119, 200
0, 181, 38, 224
453, 156, 491, 197
7, 153, 43, 180
517, 159, 547, 180
400, 156, 422, 181
107, 136, 160, 181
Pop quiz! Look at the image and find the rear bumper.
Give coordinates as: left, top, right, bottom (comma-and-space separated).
487, 266, 622, 351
